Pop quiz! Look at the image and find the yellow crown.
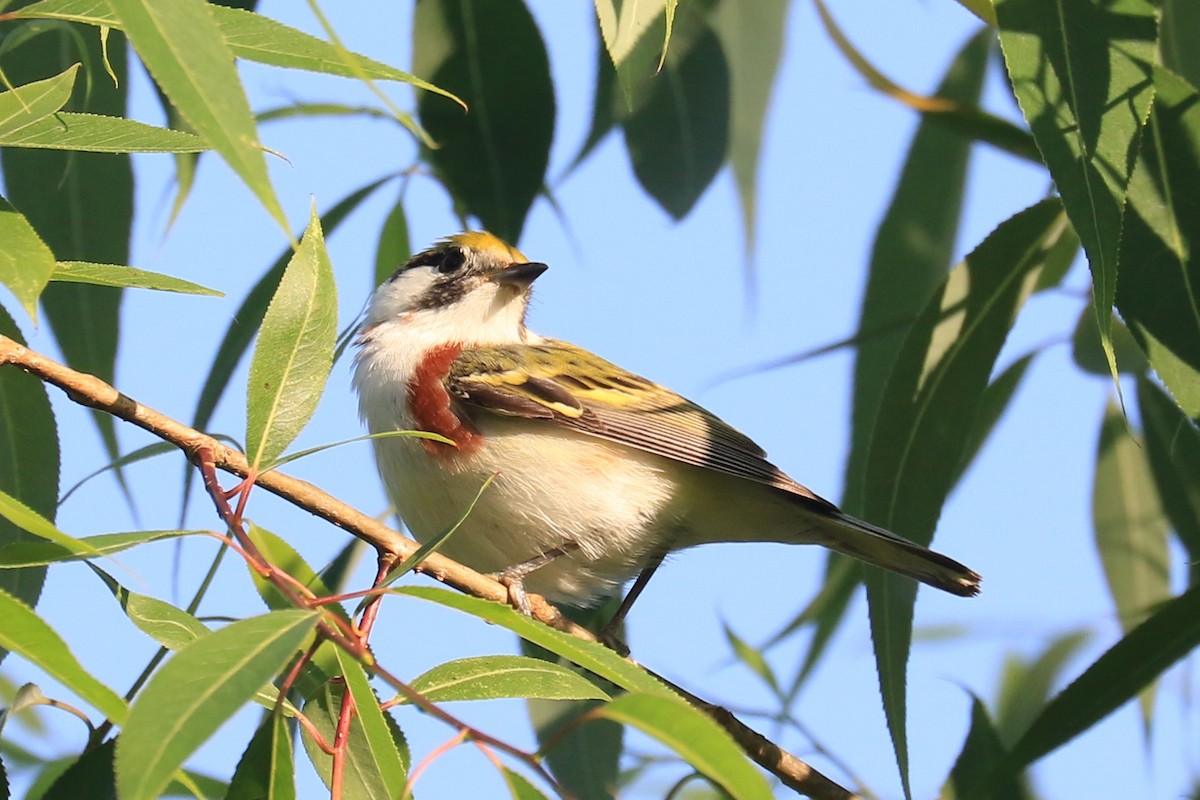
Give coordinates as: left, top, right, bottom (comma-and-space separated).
445, 231, 529, 264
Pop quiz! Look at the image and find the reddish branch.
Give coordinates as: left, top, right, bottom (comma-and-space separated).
0, 333, 861, 800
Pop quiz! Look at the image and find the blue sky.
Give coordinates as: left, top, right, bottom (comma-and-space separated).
5, 1, 1195, 798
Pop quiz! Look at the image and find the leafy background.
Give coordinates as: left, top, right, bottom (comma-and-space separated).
0, 0, 1197, 798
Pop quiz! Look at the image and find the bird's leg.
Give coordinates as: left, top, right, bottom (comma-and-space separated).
493, 543, 579, 615
598, 546, 670, 655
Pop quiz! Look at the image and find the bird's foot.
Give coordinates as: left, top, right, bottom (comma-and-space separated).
596, 624, 630, 657
494, 571, 533, 616
490, 544, 579, 616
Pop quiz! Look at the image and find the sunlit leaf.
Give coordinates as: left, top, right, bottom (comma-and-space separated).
0, 111, 208, 152
12, 0, 462, 105
863, 200, 1071, 795
595, 692, 772, 800
0, 196, 56, 320
50, 261, 220, 295
107, 0, 289, 232
226, 713, 295, 800
0, 588, 128, 723
245, 204, 337, 469
996, 0, 1157, 385
333, 648, 408, 789
189, 177, 390, 467
299, 676, 408, 799
395, 587, 671, 697
623, 13, 728, 220
0, 65, 78, 138
0, 29, 131, 497
115, 610, 319, 800
406, 655, 609, 703
0, 529, 197, 568
1116, 68, 1200, 416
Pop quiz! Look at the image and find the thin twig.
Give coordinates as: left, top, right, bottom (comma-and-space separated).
0, 334, 860, 800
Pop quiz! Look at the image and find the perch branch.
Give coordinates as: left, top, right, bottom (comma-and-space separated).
0, 334, 860, 800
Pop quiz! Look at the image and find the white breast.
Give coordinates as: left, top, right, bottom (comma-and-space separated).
353, 315, 680, 603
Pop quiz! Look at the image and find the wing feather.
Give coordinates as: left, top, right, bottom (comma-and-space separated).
447, 340, 835, 509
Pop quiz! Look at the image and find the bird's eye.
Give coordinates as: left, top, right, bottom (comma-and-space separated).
436, 248, 466, 274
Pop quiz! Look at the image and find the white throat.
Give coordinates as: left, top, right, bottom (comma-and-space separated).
352, 279, 543, 426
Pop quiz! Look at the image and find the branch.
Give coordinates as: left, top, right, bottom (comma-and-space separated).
0, 334, 861, 800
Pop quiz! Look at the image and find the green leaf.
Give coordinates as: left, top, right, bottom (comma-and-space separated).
1161, 0, 1200, 90
953, 0, 997, 26
225, 714, 295, 800
594, 692, 772, 800
0, 305, 59, 648
623, 14, 728, 220
1093, 402, 1171, 632
0, 65, 78, 138
721, 624, 780, 697
0, 489, 103, 560
107, 0, 289, 233
863, 199, 1072, 796
845, 27, 992, 516
50, 261, 220, 295
0, 25, 132, 506
333, 648, 408, 790
299, 677, 409, 800
115, 609, 319, 800
245, 204, 337, 469
594, 0, 672, 107
1071, 307, 1149, 376
956, 353, 1036, 483
995, 0, 1157, 386
830, 33, 997, 678
373, 194, 410, 288
942, 698, 1028, 800
395, 587, 671, 697
994, 630, 1091, 747
519, 601, 624, 800
499, 768, 550, 800
0, 111, 208, 152
1001, 585, 1200, 776
1138, 377, 1200, 580
0, 587, 128, 723
407, 655, 610, 703
189, 177, 384, 473
113, 586, 211, 652
0, 529, 197, 568
528, 695, 621, 800
12, 0, 462, 106
712, 0, 788, 261
40, 738, 116, 800
245, 523, 349, 623
1116, 67, 1200, 417
0, 196, 57, 320
413, 0, 554, 242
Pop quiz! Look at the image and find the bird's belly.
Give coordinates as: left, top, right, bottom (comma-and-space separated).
372, 419, 679, 604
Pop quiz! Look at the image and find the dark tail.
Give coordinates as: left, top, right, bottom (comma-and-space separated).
820, 512, 981, 596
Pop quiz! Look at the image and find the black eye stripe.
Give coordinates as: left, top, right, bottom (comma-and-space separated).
394, 246, 465, 279
437, 248, 466, 273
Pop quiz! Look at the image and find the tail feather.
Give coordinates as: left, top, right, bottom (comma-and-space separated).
820, 512, 981, 597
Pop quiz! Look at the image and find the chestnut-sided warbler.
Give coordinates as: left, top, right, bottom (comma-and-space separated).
354, 232, 980, 619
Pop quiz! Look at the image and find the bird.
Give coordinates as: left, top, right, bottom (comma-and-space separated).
353, 231, 980, 626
